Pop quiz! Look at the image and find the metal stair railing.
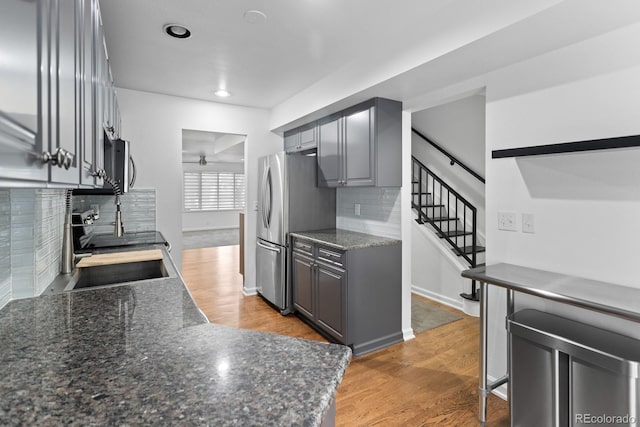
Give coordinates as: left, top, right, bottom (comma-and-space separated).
412, 155, 481, 300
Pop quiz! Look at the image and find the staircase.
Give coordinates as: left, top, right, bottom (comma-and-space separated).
411, 155, 485, 302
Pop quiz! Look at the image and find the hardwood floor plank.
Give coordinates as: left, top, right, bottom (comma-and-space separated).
182, 245, 509, 426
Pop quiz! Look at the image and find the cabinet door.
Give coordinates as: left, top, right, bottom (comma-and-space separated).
0, 0, 47, 183
298, 126, 316, 151
344, 106, 375, 186
50, 0, 81, 184
317, 115, 341, 187
316, 262, 347, 342
292, 251, 314, 319
284, 132, 298, 153
80, 0, 96, 185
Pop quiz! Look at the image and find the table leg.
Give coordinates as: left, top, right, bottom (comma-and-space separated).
479, 281, 489, 425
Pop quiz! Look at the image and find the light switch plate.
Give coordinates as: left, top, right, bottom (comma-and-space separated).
253, 200, 258, 211
355, 203, 361, 216
522, 213, 535, 233
498, 211, 517, 231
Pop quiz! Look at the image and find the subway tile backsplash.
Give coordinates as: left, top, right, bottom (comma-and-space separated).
336, 187, 401, 239
0, 188, 157, 310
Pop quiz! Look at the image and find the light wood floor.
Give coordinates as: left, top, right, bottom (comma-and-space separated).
182, 245, 510, 426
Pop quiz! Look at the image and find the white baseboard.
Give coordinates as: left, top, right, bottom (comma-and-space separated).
243, 286, 257, 296
402, 327, 415, 341
411, 286, 464, 311
487, 375, 508, 401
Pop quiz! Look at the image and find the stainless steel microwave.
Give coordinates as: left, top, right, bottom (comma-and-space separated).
104, 135, 136, 193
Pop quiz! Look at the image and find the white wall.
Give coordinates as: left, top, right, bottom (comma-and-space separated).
182, 162, 244, 231
411, 95, 486, 238
117, 89, 281, 292
482, 25, 640, 393
411, 218, 471, 311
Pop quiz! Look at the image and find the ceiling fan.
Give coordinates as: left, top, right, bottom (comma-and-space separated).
182, 155, 208, 166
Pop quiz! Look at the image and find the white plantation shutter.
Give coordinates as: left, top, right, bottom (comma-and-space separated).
183, 172, 201, 211
234, 174, 245, 209
183, 171, 245, 212
218, 173, 235, 210
201, 172, 218, 210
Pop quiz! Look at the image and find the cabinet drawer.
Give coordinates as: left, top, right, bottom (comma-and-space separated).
317, 246, 345, 268
292, 238, 313, 255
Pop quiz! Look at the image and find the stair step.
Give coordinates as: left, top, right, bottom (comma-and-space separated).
460, 292, 480, 302
438, 230, 472, 238
430, 217, 459, 222
453, 246, 486, 256
411, 192, 431, 195
420, 204, 444, 208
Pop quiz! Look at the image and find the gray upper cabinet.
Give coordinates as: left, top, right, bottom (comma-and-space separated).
317, 115, 341, 187
49, 0, 82, 184
80, 0, 96, 186
0, 0, 116, 188
0, 0, 48, 183
284, 122, 317, 153
317, 98, 402, 188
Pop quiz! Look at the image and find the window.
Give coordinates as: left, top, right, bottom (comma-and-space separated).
183, 172, 245, 211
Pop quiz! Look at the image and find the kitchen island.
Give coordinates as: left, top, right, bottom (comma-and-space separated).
0, 247, 351, 426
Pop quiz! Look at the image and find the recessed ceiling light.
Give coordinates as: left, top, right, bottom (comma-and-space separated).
243, 10, 267, 24
214, 90, 231, 98
163, 24, 191, 39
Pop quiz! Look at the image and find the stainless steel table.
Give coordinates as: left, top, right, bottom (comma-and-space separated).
462, 263, 640, 425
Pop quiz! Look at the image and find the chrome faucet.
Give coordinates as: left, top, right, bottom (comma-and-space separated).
93, 169, 125, 237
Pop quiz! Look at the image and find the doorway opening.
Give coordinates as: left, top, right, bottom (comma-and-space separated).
181, 129, 246, 250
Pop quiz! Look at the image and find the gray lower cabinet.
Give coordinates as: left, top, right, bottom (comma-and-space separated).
291, 236, 402, 356
317, 97, 402, 188
292, 250, 314, 319
315, 260, 346, 342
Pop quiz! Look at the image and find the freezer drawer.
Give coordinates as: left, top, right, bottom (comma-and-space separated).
256, 238, 287, 311
508, 309, 640, 427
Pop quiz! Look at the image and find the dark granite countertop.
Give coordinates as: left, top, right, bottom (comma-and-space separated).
0, 260, 351, 425
290, 228, 401, 250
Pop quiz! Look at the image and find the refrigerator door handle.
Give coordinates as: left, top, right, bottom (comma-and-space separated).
265, 167, 273, 228
257, 240, 281, 253
261, 164, 269, 229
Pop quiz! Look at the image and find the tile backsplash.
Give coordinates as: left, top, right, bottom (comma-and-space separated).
0, 190, 10, 308
7, 189, 65, 302
336, 187, 401, 239
72, 189, 156, 234
0, 188, 157, 310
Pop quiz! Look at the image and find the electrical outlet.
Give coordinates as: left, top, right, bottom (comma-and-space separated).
498, 211, 517, 231
355, 203, 361, 216
522, 213, 535, 233
253, 200, 259, 211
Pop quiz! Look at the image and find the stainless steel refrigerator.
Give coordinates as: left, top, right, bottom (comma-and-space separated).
256, 152, 335, 313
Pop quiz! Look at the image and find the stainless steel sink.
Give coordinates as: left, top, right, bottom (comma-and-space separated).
72, 259, 168, 290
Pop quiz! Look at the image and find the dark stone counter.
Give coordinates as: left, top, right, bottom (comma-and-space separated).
0, 271, 350, 425
290, 228, 401, 250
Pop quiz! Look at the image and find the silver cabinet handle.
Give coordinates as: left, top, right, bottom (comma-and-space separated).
257, 240, 281, 253
42, 147, 74, 169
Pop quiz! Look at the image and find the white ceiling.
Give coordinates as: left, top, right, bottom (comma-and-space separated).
100, 0, 640, 127
99, 0, 452, 109
182, 129, 245, 164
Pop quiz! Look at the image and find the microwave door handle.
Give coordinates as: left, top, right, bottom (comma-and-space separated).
128, 156, 136, 188
257, 240, 281, 253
